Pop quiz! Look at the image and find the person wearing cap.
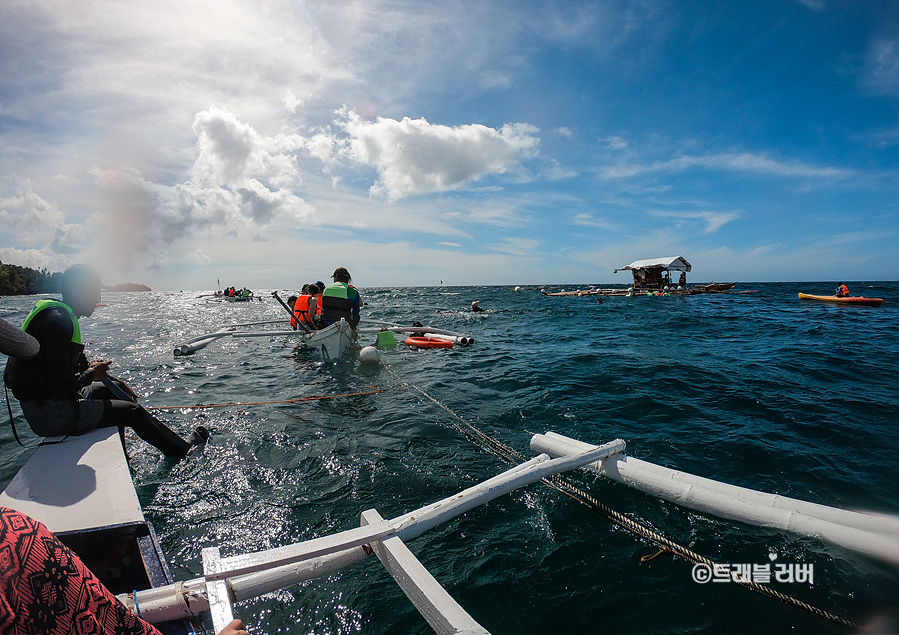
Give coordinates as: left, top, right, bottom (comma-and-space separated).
3, 265, 207, 457
471, 301, 485, 313
320, 267, 361, 328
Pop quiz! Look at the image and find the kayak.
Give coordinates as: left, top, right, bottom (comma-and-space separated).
798, 293, 884, 307
405, 336, 454, 349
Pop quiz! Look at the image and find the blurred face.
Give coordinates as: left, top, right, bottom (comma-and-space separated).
69, 287, 101, 317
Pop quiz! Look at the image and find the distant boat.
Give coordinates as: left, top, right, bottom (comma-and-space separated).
798, 293, 883, 307
696, 282, 738, 292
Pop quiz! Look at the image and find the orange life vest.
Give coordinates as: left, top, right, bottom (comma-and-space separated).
292, 295, 317, 329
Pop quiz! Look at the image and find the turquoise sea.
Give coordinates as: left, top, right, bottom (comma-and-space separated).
1, 281, 898, 635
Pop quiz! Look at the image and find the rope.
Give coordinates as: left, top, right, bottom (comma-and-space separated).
143, 388, 382, 411
388, 368, 858, 629
640, 548, 672, 562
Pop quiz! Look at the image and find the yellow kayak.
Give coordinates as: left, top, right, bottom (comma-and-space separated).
798, 293, 883, 307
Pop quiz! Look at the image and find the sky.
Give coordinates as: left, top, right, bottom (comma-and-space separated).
1, 0, 898, 290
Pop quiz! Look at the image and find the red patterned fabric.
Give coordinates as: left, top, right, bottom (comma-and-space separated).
0, 506, 163, 635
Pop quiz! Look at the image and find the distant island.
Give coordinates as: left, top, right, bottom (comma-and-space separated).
103, 282, 151, 292
0, 262, 151, 295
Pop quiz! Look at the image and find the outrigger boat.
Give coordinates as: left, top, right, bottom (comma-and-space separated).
175, 297, 475, 359
3, 318, 894, 632
0, 429, 197, 635
4, 422, 897, 634
174, 318, 356, 360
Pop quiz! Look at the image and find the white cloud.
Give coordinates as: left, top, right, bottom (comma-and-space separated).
190, 107, 305, 190
337, 109, 540, 199
0, 180, 66, 230
790, 0, 825, 10
554, 127, 574, 138
187, 249, 211, 265
863, 37, 899, 96
489, 237, 541, 257
650, 210, 739, 234
605, 136, 628, 150
0, 247, 55, 270
602, 152, 851, 179
571, 213, 616, 230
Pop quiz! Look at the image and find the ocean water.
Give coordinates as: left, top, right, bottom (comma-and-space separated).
1, 281, 897, 635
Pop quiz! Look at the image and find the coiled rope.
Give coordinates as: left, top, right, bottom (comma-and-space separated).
390, 369, 857, 629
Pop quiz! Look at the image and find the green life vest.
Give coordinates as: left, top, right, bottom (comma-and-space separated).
21, 300, 81, 343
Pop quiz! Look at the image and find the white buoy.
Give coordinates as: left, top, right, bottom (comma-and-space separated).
359, 346, 380, 365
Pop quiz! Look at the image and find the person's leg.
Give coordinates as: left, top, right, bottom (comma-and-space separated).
95, 399, 195, 457
80, 381, 207, 457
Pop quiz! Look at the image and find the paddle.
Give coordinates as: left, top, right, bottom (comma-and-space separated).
101, 376, 138, 403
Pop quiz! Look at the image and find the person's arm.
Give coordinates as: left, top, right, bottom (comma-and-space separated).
350, 291, 361, 327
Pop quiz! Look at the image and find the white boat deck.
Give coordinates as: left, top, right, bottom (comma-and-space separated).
0, 428, 145, 533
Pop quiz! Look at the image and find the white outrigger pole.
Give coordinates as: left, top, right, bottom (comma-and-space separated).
356, 318, 476, 346
122, 432, 899, 633
122, 440, 627, 634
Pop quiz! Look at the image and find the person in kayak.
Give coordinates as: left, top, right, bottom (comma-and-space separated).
835, 284, 849, 297
3, 265, 208, 457
320, 267, 361, 328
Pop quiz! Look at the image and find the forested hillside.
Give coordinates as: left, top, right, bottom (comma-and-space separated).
0, 263, 150, 295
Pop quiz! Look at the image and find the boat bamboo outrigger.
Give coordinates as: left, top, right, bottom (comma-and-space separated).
3, 413, 898, 633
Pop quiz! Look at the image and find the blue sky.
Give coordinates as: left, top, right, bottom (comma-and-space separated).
1, 0, 897, 289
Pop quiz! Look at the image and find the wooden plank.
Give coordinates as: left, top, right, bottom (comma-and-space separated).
203, 547, 235, 635
362, 510, 490, 635
0, 428, 144, 533
204, 520, 395, 581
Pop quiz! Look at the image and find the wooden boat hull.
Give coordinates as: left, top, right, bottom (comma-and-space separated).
303, 318, 354, 359
798, 293, 884, 307
0, 429, 195, 634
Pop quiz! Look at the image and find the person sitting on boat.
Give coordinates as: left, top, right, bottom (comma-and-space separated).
835, 284, 849, 297
321, 267, 361, 328
471, 301, 485, 313
291, 284, 320, 331
3, 265, 208, 458
312, 282, 324, 320
0, 506, 249, 635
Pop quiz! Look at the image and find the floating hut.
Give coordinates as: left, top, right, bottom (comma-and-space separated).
614, 255, 692, 290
